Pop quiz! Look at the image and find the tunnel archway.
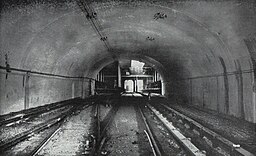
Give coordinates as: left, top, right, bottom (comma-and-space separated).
93, 58, 165, 95
87, 54, 168, 96
0, 0, 256, 123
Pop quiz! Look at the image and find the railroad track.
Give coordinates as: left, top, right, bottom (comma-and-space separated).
0, 101, 90, 155
88, 93, 205, 156
14, 93, 253, 156
24, 101, 119, 156
0, 102, 79, 144
91, 96, 205, 156
90, 104, 119, 156
138, 106, 162, 156
0, 98, 83, 127
29, 103, 91, 156
138, 104, 206, 156
152, 103, 255, 156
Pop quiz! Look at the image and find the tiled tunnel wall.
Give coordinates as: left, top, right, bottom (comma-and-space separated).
0, 71, 91, 115
167, 56, 255, 122
179, 71, 254, 122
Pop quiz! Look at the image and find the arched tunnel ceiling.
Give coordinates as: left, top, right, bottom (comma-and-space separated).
1, 0, 256, 81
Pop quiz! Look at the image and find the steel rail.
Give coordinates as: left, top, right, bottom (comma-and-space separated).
146, 104, 206, 156
82, 102, 119, 156
144, 130, 158, 156
28, 104, 92, 156
0, 103, 89, 152
98, 106, 119, 140
97, 104, 101, 143
30, 128, 61, 156
138, 106, 162, 156
0, 116, 64, 152
0, 100, 75, 126
95, 105, 119, 156
158, 103, 255, 156
0, 98, 81, 121
87, 103, 100, 156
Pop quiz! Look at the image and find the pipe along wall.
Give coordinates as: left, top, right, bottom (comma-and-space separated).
0, 68, 92, 115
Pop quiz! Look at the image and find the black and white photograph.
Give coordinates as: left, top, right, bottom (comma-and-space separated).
0, 0, 256, 155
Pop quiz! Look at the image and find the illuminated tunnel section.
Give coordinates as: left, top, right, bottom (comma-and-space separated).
94, 60, 164, 94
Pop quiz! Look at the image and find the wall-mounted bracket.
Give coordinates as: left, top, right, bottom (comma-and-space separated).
146, 36, 155, 41
24, 72, 30, 110
86, 12, 97, 19
100, 36, 108, 41
154, 12, 167, 20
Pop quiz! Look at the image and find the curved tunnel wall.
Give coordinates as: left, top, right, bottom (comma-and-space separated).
0, 0, 256, 123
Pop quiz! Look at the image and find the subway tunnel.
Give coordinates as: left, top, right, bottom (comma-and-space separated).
0, 0, 256, 155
